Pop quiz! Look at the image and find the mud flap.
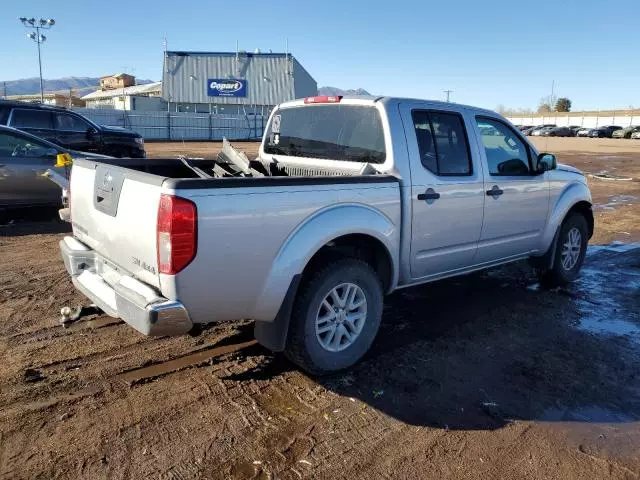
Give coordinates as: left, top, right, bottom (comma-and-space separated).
530, 226, 561, 270
254, 274, 301, 352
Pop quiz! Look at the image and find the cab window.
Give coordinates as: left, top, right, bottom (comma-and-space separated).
412, 110, 472, 176
475, 117, 531, 176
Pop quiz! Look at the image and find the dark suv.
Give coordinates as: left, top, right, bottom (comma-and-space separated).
0, 101, 145, 158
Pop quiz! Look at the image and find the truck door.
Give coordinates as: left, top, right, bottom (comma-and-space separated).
401, 105, 485, 280
473, 116, 550, 263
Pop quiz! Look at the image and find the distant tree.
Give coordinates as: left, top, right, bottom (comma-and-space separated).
555, 98, 572, 112
495, 104, 507, 115
537, 102, 552, 113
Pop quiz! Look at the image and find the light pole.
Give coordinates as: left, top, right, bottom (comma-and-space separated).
19, 17, 55, 103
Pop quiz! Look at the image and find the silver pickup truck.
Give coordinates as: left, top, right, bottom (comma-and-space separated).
60, 96, 593, 373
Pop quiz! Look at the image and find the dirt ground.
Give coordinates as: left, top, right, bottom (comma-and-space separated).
1, 138, 639, 479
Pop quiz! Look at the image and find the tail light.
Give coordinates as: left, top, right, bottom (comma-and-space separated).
157, 194, 197, 275
304, 95, 342, 104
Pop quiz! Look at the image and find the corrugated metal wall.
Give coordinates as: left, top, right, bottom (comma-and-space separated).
293, 58, 318, 99
162, 52, 317, 105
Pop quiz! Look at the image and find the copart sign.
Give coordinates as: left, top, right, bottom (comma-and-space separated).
207, 79, 247, 97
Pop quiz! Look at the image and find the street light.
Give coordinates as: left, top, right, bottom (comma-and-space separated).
19, 16, 55, 103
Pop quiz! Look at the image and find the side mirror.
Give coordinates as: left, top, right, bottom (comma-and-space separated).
536, 153, 557, 173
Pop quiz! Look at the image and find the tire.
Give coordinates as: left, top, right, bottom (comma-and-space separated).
539, 213, 588, 287
285, 258, 383, 375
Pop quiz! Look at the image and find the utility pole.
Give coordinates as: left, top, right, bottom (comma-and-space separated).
2, 82, 6, 99
550, 80, 555, 111
19, 17, 55, 103
444, 90, 453, 102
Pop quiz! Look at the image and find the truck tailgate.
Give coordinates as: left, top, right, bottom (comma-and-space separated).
70, 160, 162, 289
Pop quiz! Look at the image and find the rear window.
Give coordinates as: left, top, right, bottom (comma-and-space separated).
10, 109, 53, 129
264, 105, 386, 163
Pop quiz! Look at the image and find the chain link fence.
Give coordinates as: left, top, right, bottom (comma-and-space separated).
73, 108, 267, 141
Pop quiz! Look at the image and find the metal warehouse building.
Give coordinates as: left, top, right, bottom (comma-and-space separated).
162, 51, 317, 115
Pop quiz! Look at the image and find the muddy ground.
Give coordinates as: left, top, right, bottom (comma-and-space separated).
1, 138, 639, 479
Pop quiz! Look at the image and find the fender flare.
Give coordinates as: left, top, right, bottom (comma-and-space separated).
535, 182, 593, 269
253, 204, 399, 351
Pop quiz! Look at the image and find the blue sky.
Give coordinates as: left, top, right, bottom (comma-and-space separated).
1, 0, 638, 110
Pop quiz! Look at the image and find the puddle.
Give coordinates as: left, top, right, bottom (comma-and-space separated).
586, 242, 640, 256
558, 243, 640, 342
577, 317, 640, 338
541, 405, 635, 423
594, 195, 639, 211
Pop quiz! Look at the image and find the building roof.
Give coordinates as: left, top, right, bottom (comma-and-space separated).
82, 81, 162, 100
166, 51, 290, 58
100, 72, 135, 79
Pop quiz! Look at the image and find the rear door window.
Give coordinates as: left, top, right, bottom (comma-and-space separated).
411, 110, 472, 176
10, 109, 54, 130
264, 105, 386, 163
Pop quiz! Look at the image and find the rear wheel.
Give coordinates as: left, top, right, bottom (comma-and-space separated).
285, 258, 383, 374
539, 213, 588, 287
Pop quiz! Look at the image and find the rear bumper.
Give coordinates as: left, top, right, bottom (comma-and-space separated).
60, 236, 192, 336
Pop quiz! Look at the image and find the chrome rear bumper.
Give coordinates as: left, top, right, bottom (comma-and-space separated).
60, 236, 192, 336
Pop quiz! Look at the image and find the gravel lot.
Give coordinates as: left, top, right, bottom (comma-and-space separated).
1, 138, 639, 479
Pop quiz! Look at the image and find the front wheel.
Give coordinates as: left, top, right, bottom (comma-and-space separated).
539, 213, 588, 287
285, 258, 383, 374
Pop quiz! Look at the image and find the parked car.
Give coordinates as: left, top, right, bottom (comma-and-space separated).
531, 126, 556, 136
60, 96, 593, 374
631, 131, 640, 140
612, 125, 640, 139
569, 126, 583, 135
589, 125, 623, 138
543, 127, 574, 137
0, 125, 109, 211
525, 124, 556, 136
576, 128, 592, 137
0, 101, 145, 158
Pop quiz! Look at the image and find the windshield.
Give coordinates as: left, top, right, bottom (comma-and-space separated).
264, 104, 386, 163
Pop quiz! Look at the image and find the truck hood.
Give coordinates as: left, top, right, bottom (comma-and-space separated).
557, 163, 584, 176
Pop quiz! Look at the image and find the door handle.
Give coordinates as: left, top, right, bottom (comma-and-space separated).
417, 188, 440, 201
486, 185, 504, 197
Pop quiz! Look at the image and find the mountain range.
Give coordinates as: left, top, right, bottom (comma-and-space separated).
1, 76, 369, 98
1, 76, 155, 97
